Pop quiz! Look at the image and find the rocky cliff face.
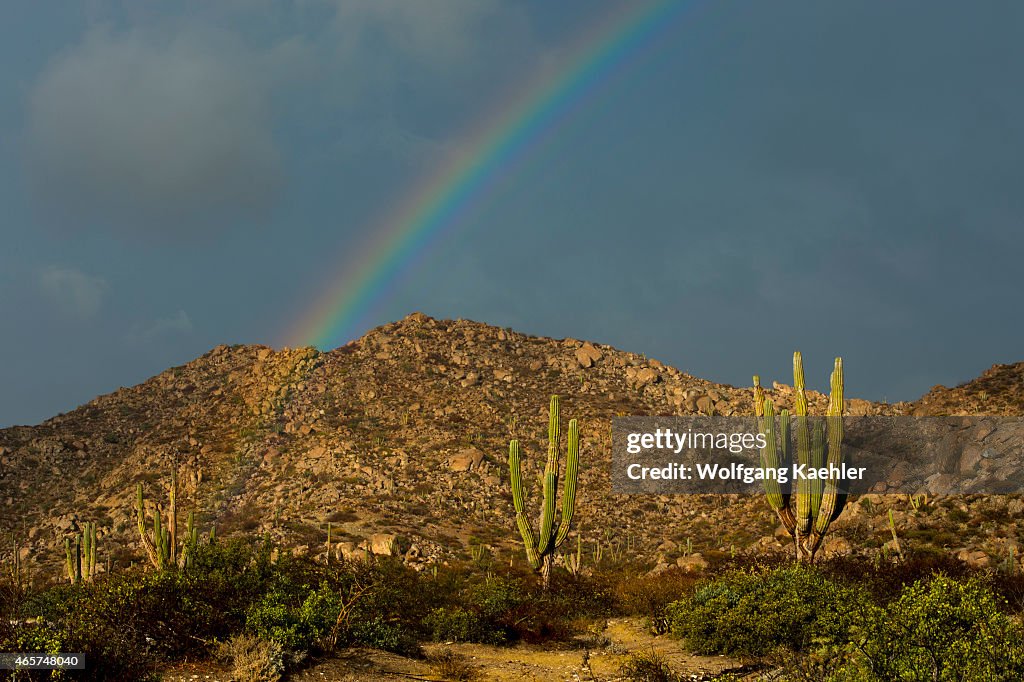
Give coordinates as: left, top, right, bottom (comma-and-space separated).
0, 313, 1019, 578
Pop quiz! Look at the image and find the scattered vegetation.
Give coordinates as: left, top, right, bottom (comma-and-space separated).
427, 649, 477, 681
619, 648, 684, 682
0, 537, 619, 680
664, 560, 1024, 680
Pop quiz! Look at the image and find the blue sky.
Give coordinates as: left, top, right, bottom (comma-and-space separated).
2, 1, 1022, 426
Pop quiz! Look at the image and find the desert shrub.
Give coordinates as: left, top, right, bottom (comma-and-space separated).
14, 580, 159, 681
0, 577, 18, 650
340, 558, 424, 656
245, 557, 422, 658
216, 632, 285, 682
773, 644, 861, 682
612, 567, 699, 632
424, 606, 496, 644
618, 649, 683, 682
425, 575, 526, 644
818, 549, 972, 603
7, 542, 431, 677
350, 614, 413, 654
421, 568, 613, 645
666, 564, 862, 657
246, 589, 315, 654
847, 575, 1024, 681
428, 649, 478, 681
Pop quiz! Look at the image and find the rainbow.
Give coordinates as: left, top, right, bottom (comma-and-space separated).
286, 0, 693, 349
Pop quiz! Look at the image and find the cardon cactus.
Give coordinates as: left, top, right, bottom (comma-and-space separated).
65, 522, 98, 584
755, 352, 846, 563
507, 395, 580, 589
136, 468, 207, 571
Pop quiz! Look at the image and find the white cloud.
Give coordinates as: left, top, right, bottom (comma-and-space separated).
329, 0, 512, 67
126, 310, 193, 345
37, 266, 108, 319
26, 27, 282, 233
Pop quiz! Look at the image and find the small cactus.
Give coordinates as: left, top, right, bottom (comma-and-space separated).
888, 509, 905, 563
565, 535, 583, 577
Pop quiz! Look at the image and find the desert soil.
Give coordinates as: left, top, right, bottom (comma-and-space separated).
159, 616, 747, 681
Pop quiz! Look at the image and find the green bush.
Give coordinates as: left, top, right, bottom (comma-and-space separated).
350, 614, 413, 654
847, 575, 1024, 681
10, 580, 159, 681
612, 567, 699, 632
246, 590, 311, 653
420, 569, 614, 645
666, 564, 862, 657
424, 606, 495, 644
422, 576, 526, 645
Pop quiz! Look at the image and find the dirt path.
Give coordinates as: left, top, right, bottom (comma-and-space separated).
161, 617, 747, 681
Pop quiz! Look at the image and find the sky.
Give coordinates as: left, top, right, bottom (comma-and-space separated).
1, 1, 1022, 427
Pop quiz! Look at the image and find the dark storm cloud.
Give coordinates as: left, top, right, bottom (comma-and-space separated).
26, 28, 282, 234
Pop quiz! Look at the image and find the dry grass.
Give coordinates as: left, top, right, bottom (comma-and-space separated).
216, 633, 285, 682
428, 648, 478, 681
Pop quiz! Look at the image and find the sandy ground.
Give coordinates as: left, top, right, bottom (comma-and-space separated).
160, 617, 749, 681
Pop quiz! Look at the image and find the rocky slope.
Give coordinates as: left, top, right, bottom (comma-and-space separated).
911, 362, 1024, 416
0, 313, 1020, 580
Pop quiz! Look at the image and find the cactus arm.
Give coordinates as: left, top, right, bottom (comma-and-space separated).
779, 408, 792, 473
83, 523, 93, 582
509, 440, 541, 569
74, 536, 82, 584
810, 420, 826, 520
81, 525, 90, 582
812, 358, 846, 547
136, 483, 160, 569
759, 400, 796, 534
537, 396, 560, 555
758, 400, 785, 512
161, 527, 170, 567
181, 511, 196, 569
553, 419, 580, 547
65, 538, 74, 584
91, 523, 98, 580
169, 469, 178, 567
793, 352, 813, 536
154, 511, 165, 570
777, 409, 796, 531
753, 375, 765, 418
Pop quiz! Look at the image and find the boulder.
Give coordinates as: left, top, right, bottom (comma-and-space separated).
676, 553, 709, 572
575, 343, 603, 368
448, 448, 485, 472
369, 534, 398, 556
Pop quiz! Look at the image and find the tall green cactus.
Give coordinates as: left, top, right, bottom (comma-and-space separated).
755, 352, 846, 563
65, 523, 98, 584
64, 537, 79, 585
136, 472, 207, 571
507, 395, 580, 589
82, 522, 97, 582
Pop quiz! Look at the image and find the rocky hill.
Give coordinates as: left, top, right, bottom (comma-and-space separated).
0, 313, 1020, 580
911, 362, 1024, 416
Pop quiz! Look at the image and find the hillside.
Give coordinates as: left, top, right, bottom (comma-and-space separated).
0, 313, 1019, 580
911, 362, 1024, 416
